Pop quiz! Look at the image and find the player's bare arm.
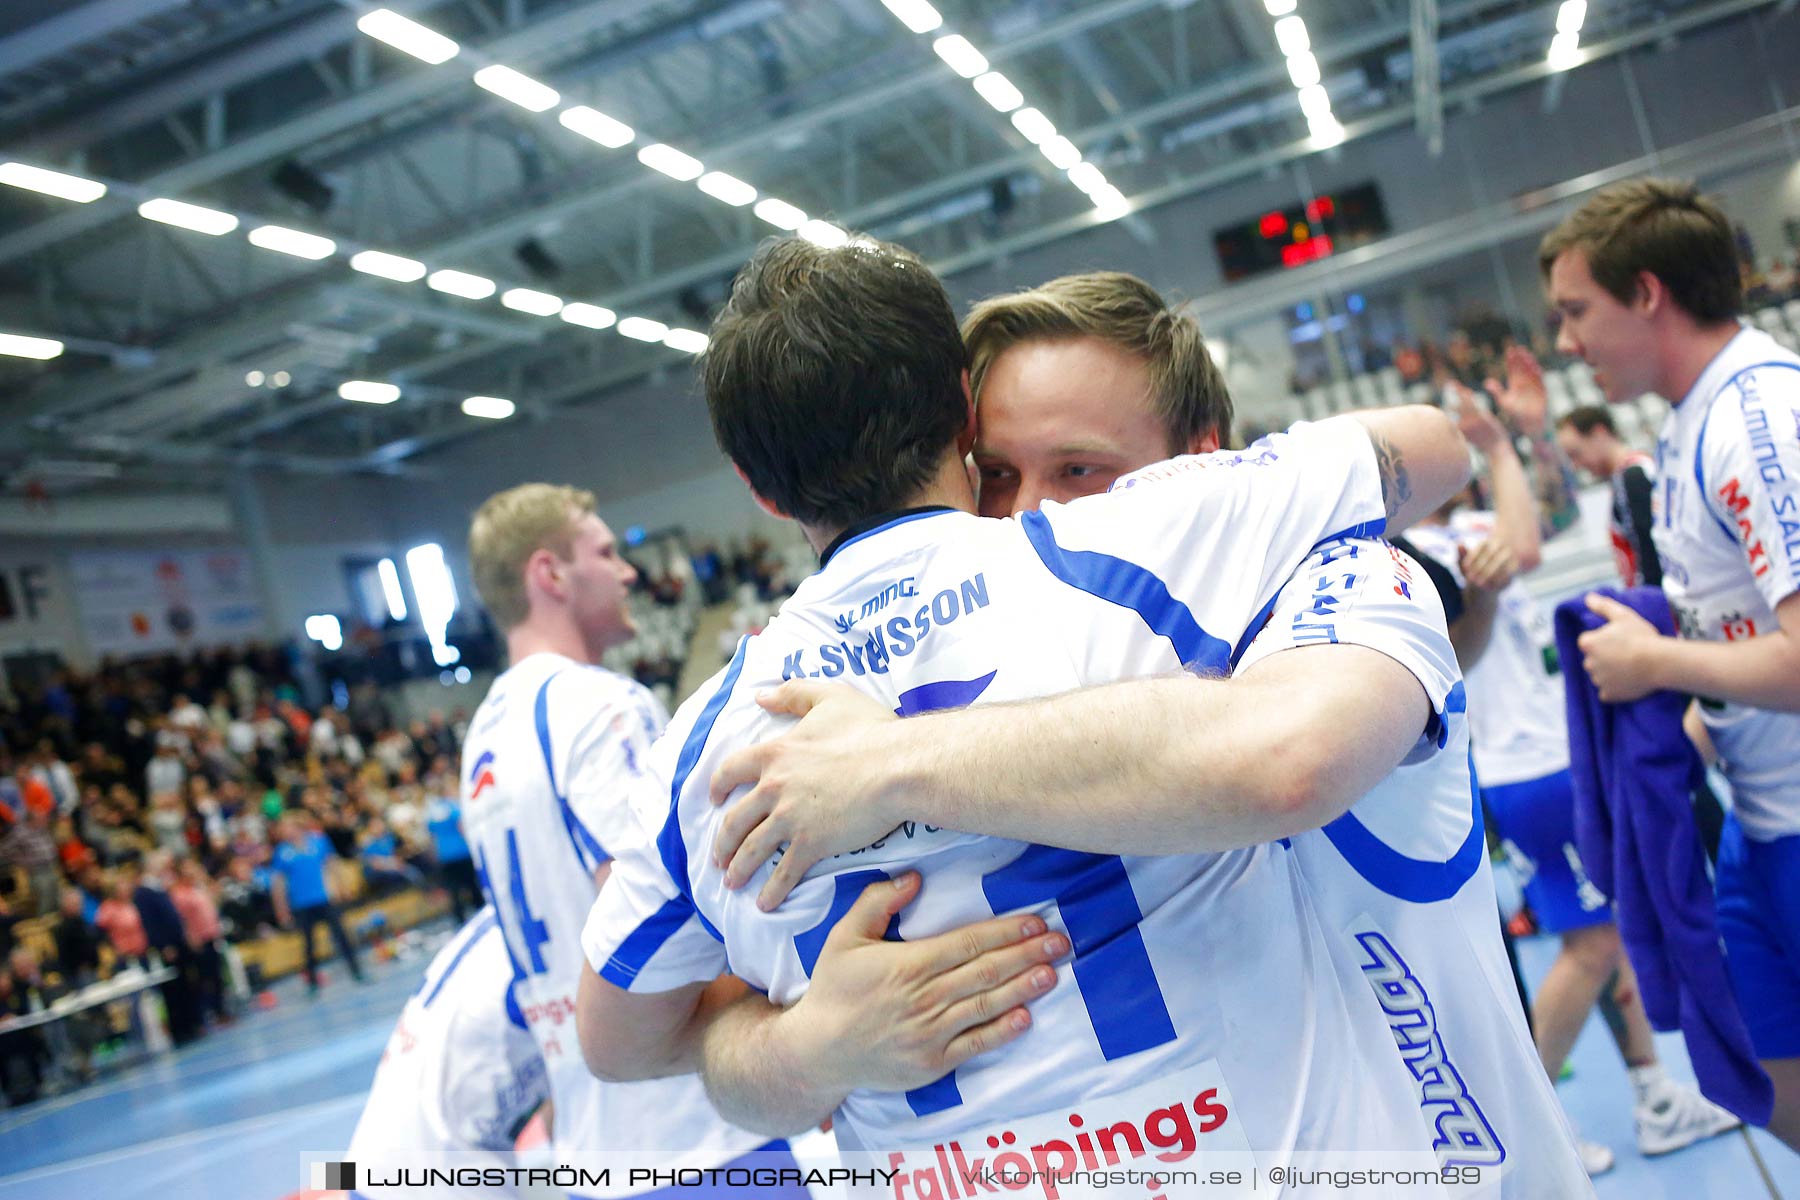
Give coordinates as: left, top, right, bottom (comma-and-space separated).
1339, 404, 1470, 529
710, 642, 1429, 910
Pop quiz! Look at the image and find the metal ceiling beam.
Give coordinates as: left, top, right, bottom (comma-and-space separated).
1412, 0, 1444, 155
0, 0, 670, 271
361, 0, 1788, 470
5, 0, 1180, 439
0, 0, 192, 82
934, 0, 1789, 293
203, 0, 1525, 452
4, 1, 362, 156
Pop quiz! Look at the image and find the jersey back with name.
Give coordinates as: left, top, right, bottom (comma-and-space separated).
459, 653, 764, 1181
1241, 539, 1591, 1197
1652, 326, 1800, 840
586, 422, 1463, 1174
348, 908, 547, 1190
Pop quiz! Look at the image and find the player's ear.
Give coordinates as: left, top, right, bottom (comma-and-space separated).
955, 370, 978, 457
523, 546, 564, 603
1185, 425, 1221, 456
733, 465, 790, 520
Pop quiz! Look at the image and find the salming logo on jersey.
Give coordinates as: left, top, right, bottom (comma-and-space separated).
1356, 931, 1504, 1170
468, 750, 498, 800
837, 577, 920, 633
782, 573, 990, 680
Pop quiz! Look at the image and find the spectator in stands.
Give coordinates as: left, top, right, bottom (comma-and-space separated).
0, 956, 50, 1105
52, 886, 103, 988
269, 815, 365, 994
357, 816, 422, 895
167, 693, 208, 733
134, 851, 201, 1044
95, 872, 149, 968
144, 741, 185, 801
0, 895, 16, 963
217, 855, 276, 941
146, 791, 188, 858
2, 806, 61, 916
54, 815, 95, 880
170, 859, 227, 1025
424, 789, 478, 924
30, 742, 77, 816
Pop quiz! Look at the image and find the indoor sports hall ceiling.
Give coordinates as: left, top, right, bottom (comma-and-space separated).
0, 0, 1781, 489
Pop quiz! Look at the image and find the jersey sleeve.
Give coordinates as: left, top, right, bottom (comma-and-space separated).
1027, 419, 1387, 657
1236, 537, 1465, 756
581, 826, 727, 994
557, 673, 669, 869
1700, 371, 1800, 612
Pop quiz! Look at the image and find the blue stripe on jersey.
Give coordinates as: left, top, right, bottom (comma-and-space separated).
793, 870, 897, 975
1322, 517, 1387, 542
599, 895, 703, 988
1691, 394, 1740, 545
895, 671, 997, 716
1424, 680, 1467, 751
1230, 582, 1287, 669
658, 638, 751, 943
829, 508, 960, 561
1019, 509, 1232, 673
1320, 744, 1484, 902
534, 673, 610, 874
421, 908, 498, 1008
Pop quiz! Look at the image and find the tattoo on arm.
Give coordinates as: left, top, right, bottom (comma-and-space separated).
1372, 431, 1412, 521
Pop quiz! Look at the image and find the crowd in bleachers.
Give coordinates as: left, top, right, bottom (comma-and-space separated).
0, 647, 479, 1105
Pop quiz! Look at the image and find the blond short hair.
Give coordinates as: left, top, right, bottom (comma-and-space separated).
468, 483, 596, 630
961, 271, 1232, 451
1538, 178, 1741, 323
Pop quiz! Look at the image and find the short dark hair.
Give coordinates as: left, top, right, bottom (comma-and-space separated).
703, 235, 968, 528
1557, 405, 1618, 438
1538, 178, 1741, 323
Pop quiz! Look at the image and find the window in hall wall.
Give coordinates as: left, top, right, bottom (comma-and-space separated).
344, 556, 410, 627
404, 543, 460, 666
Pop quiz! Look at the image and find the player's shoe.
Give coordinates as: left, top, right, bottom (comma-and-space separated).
1576, 1136, 1616, 1176
1635, 1080, 1741, 1156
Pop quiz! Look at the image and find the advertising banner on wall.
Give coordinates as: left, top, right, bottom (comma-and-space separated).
0, 553, 83, 663
68, 548, 268, 658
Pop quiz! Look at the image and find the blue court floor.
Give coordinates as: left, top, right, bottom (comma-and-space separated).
1, 928, 1796, 1199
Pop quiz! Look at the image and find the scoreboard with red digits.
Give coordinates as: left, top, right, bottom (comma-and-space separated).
1212, 183, 1390, 282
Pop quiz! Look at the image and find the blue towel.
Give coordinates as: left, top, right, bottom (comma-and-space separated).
1554, 587, 1772, 1124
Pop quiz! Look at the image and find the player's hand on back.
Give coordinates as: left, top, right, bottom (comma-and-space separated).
770, 872, 1068, 1095
710, 681, 909, 910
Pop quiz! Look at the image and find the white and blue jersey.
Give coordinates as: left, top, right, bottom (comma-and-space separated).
1652, 326, 1800, 842
1240, 539, 1591, 1196
584, 420, 1469, 1184
347, 908, 547, 1197
459, 654, 766, 1193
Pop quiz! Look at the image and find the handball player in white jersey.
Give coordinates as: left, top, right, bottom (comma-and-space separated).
1543, 178, 1800, 1152
661, 272, 1591, 1195
345, 907, 548, 1199
578, 236, 1489, 1193
458, 483, 790, 1198
1405, 384, 1736, 1166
